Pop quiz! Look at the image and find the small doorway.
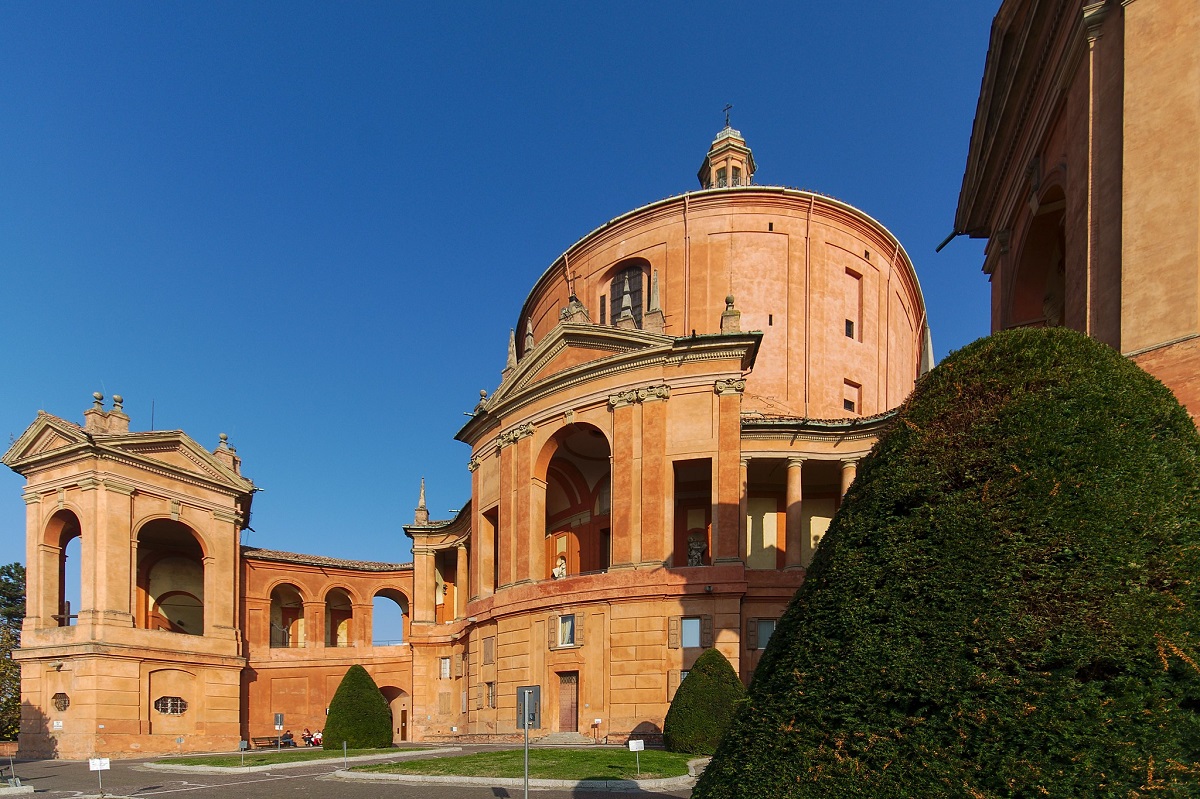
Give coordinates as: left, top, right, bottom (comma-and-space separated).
558, 672, 579, 733
380, 685, 409, 744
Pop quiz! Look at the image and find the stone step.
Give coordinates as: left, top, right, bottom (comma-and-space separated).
536, 732, 596, 745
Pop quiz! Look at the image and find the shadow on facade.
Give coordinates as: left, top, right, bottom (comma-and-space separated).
18, 700, 59, 760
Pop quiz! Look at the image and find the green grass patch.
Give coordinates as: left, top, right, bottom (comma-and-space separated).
158, 747, 413, 767
354, 748, 693, 781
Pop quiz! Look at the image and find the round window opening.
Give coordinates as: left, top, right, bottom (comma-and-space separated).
52, 693, 70, 712
153, 696, 188, 715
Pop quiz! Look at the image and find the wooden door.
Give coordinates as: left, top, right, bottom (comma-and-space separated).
558, 672, 578, 732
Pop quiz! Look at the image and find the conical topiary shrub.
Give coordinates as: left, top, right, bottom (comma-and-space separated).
663, 647, 746, 754
323, 664, 392, 749
696, 327, 1200, 799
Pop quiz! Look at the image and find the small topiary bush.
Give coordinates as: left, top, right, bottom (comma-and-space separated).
664, 647, 746, 754
323, 664, 392, 749
695, 327, 1200, 798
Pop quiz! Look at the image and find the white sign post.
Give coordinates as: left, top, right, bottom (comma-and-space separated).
628, 738, 644, 776
89, 757, 110, 796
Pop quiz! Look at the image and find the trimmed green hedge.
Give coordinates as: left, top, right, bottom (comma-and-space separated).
323, 664, 392, 749
696, 327, 1200, 798
664, 648, 746, 754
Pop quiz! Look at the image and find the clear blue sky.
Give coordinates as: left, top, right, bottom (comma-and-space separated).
1, 2, 995, 569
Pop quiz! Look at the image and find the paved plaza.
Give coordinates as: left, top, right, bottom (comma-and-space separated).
2, 747, 693, 799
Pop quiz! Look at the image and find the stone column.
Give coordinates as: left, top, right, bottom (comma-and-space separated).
738, 457, 750, 562
515, 434, 535, 585
609, 399, 636, 568
413, 546, 436, 624
528, 475, 546, 583
840, 458, 858, 497
455, 544, 469, 619
785, 457, 805, 569
302, 600, 324, 648
714, 379, 746, 563
639, 394, 668, 565
498, 441, 515, 589
353, 602, 372, 646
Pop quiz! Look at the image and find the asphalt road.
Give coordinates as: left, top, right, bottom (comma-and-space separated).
4, 748, 694, 799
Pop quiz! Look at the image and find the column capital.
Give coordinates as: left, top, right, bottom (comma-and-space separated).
714, 378, 746, 396
787, 455, 807, 468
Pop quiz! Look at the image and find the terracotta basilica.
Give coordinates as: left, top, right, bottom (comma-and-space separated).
4, 125, 930, 758
7, 0, 1199, 761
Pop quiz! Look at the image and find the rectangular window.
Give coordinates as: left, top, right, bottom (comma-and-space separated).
599, 295, 607, 325
559, 614, 576, 647
461, 691, 467, 713
731, 166, 741, 186
844, 379, 861, 415
487, 681, 496, 709
844, 268, 863, 342
483, 636, 495, 665
681, 617, 701, 648
680, 669, 690, 683
717, 167, 727, 188
757, 619, 777, 649
439, 657, 451, 680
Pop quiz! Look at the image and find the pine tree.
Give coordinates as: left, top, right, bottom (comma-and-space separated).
0, 563, 24, 742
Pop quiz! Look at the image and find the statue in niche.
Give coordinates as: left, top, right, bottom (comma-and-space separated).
552, 555, 567, 580
687, 533, 707, 567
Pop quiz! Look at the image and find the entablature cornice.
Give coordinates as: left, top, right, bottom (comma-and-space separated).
25, 471, 246, 523
957, 0, 1083, 240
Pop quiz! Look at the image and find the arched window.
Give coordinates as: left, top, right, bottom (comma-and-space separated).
608, 263, 646, 328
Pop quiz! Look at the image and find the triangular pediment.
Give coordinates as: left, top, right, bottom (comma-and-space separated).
491, 323, 675, 405
106, 434, 253, 492
2, 412, 88, 467
2, 411, 253, 494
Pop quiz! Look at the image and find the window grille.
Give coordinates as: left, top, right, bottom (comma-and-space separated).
154, 696, 188, 715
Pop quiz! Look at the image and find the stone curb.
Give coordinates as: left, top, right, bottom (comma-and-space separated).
140, 747, 462, 774
333, 763, 705, 792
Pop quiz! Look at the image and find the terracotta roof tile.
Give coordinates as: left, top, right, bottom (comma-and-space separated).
241, 546, 412, 572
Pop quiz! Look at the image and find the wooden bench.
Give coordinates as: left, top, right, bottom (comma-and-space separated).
250, 736, 282, 749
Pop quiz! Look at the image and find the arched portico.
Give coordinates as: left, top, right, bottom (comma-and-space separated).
136, 519, 206, 636
539, 424, 612, 580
